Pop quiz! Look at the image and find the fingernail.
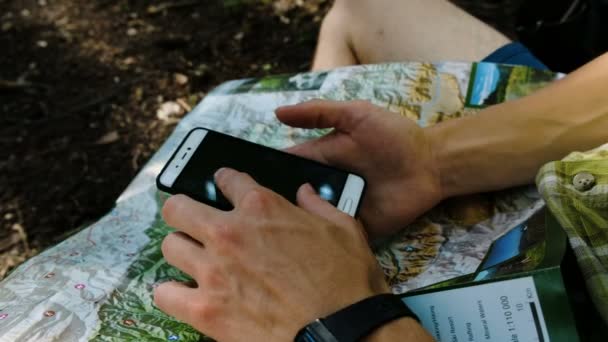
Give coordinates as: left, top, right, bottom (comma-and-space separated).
302, 183, 315, 194
214, 167, 230, 180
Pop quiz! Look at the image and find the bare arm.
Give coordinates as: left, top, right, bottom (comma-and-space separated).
279, 53, 608, 239
430, 53, 608, 198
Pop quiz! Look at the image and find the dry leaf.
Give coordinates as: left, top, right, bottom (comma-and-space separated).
156, 101, 184, 124
95, 131, 120, 145
174, 73, 189, 86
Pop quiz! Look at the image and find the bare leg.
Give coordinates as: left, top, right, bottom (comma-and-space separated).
312, 0, 511, 70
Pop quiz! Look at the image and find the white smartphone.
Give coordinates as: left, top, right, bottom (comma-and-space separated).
156, 128, 366, 217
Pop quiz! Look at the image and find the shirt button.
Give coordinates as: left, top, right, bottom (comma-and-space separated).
572, 172, 596, 191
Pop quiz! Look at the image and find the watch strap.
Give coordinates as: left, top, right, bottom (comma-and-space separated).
297, 319, 339, 342
298, 293, 418, 342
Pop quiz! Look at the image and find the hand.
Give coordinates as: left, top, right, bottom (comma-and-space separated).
154, 168, 390, 341
276, 100, 443, 239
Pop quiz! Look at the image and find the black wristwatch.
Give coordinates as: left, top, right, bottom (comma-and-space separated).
294, 294, 419, 342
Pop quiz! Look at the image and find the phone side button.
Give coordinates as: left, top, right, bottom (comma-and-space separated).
343, 198, 353, 214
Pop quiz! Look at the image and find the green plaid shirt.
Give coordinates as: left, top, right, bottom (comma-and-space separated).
537, 143, 608, 325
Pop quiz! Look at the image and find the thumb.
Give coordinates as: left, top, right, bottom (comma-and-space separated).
297, 183, 350, 226
276, 99, 367, 132
283, 140, 328, 163
283, 132, 341, 165
283, 129, 356, 170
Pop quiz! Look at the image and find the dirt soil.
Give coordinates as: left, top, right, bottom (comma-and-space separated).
0, 0, 517, 279
0, 0, 333, 278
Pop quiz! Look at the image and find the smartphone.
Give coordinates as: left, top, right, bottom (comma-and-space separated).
156, 128, 366, 217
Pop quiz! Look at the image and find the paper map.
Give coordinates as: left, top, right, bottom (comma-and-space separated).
0, 62, 562, 341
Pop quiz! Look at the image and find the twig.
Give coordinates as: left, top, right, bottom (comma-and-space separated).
66, 78, 141, 116
176, 98, 192, 112
0, 79, 49, 92
147, 0, 202, 14
14, 209, 30, 254
17, 77, 143, 126
131, 145, 143, 171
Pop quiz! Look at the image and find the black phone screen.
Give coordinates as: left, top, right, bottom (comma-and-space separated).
171, 130, 350, 210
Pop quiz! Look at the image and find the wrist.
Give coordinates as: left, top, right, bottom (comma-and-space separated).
295, 293, 422, 342
364, 316, 432, 342
424, 122, 452, 199
425, 101, 533, 198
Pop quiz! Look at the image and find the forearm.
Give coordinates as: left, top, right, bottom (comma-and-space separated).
365, 317, 434, 342
428, 53, 608, 198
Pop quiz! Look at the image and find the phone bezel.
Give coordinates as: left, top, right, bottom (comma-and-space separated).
158, 128, 208, 189
156, 127, 366, 217
337, 174, 365, 217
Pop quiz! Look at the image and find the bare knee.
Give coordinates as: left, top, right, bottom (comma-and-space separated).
332, 0, 365, 11
317, 0, 354, 51
320, 0, 371, 44
313, 0, 360, 69
321, 0, 348, 32
329, 0, 365, 19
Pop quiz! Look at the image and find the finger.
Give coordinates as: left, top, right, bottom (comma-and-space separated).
154, 281, 198, 323
284, 139, 330, 164
162, 194, 226, 243
276, 99, 368, 132
161, 232, 206, 278
284, 132, 357, 170
214, 168, 260, 207
297, 183, 350, 226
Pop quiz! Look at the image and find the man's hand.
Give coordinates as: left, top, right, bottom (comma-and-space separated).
276, 100, 443, 239
154, 168, 394, 341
